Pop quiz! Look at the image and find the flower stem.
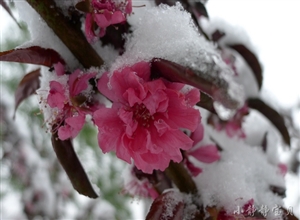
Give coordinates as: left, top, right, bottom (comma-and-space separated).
25, 0, 104, 68
165, 161, 198, 194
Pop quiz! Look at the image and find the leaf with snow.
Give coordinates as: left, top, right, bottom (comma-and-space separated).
146, 191, 185, 220
228, 44, 263, 90
51, 132, 98, 198
0, 0, 21, 28
247, 98, 291, 146
14, 68, 41, 117
0, 46, 65, 67
151, 58, 241, 110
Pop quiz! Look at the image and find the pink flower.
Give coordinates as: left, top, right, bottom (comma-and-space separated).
278, 163, 287, 176
93, 61, 200, 173
47, 63, 97, 140
184, 122, 221, 176
208, 104, 249, 138
85, 0, 132, 42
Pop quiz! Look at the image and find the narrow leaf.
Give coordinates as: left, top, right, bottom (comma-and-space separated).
14, 68, 41, 117
228, 44, 263, 90
247, 98, 290, 146
197, 92, 216, 114
151, 58, 241, 110
0, 46, 65, 67
146, 191, 184, 220
193, 1, 209, 18
281, 208, 299, 220
261, 132, 268, 152
0, 0, 21, 28
51, 132, 98, 198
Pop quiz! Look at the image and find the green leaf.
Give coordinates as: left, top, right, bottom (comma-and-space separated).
14, 68, 41, 117
247, 98, 290, 146
51, 132, 98, 198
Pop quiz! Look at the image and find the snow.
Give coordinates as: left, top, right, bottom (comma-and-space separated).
194, 125, 285, 219
36, 66, 68, 127
14, 1, 79, 69
110, 2, 244, 109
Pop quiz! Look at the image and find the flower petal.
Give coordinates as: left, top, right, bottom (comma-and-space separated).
93, 107, 124, 153
190, 122, 204, 144
47, 81, 66, 109
57, 115, 85, 140
189, 144, 220, 163
69, 70, 96, 97
165, 89, 200, 131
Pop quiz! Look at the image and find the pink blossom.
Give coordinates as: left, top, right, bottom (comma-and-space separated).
278, 163, 288, 176
184, 122, 220, 176
47, 63, 97, 140
85, 0, 132, 41
94, 61, 200, 173
209, 104, 249, 138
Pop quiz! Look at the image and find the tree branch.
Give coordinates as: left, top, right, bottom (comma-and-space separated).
165, 161, 198, 194
26, 0, 104, 68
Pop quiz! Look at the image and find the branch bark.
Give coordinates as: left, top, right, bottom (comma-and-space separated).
165, 161, 198, 194
26, 0, 104, 68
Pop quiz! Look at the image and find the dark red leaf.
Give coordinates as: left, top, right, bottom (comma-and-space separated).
154, 0, 178, 7
261, 132, 268, 152
0, 0, 21, 28
193, 1, 209, 18
281, 207, 299, 220
151, 58, 241, 110
211, 30, 225, 42
146, 191, 184, 220
247, 98, 290, 146
228, 44, 263, 90
75, 0, 92, 13
51, 132, 98, 198
197, 92, 217, 114
14, 68, 41, 117
0, 46, 65, 67
100, 22, 131, 53
270, 185, 286, 198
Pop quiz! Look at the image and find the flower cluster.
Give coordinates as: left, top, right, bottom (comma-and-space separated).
94, 61, 201, 173
85, 0, 132, 42
45, 63, 99, 140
